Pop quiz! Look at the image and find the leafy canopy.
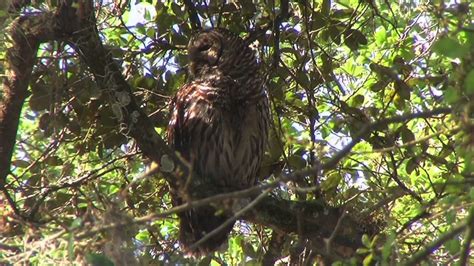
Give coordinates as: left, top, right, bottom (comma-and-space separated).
0, 0, 473, 265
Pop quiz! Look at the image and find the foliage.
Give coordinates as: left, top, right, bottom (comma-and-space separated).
0, 0, 473, 265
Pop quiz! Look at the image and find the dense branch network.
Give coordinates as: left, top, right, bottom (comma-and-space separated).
0, 0, 457, 262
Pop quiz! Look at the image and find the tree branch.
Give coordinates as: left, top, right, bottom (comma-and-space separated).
321, 107, 452, 170
54, 0, 187, 184
459, 207, 474, 266
403, 219, 466, 265
0, 1, 455, 260
271, 0, 288, 69
0, 13, 58, 184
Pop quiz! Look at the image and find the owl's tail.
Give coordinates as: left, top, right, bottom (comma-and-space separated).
178, 205, 235, 255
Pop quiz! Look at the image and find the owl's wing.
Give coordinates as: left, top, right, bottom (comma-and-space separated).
167, 83, 196, 161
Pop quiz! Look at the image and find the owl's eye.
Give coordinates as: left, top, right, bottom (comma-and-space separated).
198, 43, 212, 51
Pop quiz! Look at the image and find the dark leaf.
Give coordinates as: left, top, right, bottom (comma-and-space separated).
400, 126, 415, 144
39, 113, 51, 131
394, 80, 411, 100
370, 80, 388, 92
328, 25, 342, 45
343, 29, 368, 50
29, 81, 52, 111
405, 157, 418, 175
288, 154, 306, 170
86, 253, 115, 266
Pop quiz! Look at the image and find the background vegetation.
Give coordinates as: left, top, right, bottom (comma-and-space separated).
0, 0, 473, 265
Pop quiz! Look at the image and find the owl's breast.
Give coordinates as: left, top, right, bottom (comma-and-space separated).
169, 81, 268, 190
191, 98, 266, 189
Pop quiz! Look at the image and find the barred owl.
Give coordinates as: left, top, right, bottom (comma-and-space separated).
167, 28, 269, 254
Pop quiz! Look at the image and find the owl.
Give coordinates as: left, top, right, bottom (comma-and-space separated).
167, 28, 269, 255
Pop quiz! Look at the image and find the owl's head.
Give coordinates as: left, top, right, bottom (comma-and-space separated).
187, 28, 259, 81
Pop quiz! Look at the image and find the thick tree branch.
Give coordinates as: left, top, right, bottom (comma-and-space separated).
0, 13, 58, 184
247, 196, 364, 254
54, 0, 187, 184
72, 184, 366, 257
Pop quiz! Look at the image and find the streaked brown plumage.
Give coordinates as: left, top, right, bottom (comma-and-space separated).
167, 28, 269, 254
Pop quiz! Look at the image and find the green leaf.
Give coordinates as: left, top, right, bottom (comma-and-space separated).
469, 187, 474, 200
241, 241, 257, 258
395, 80, 411, 100
445, 209, 456, 224
465, 151, 474, 173
406, 157, 418, 175
400, 126, 415, 144
444, 87, 459, 104
344, 29, 368, 50
328, 25, 342, 45
445, 239, 460, 255
11, 159, 30, 168
85, 253, 115, 266
44, 155, 64, 166
288, 154, 306, 170
68, 233, 75, 262
321, 172, 342, 192
370, 80, 388, 92
356, 247, 369, 255
375, 27, 387, 46
361, 234, 371, 247
135, 230, 150, 242
350, 94, 365, 107
29, 81, 53, 111
310, 11, 327, 30
463, 69, 474, 94
363, 253, 374, 266
433, 37, 469, 58
171, 2, 183, 16
382, 233, 396, 261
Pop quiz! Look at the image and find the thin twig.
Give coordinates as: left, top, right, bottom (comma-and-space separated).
271, 0, 288, 69
388, 152, 423, 202
403, 220, 467, 265
459, 207, 474, 265
75, 183, 276, 239
325, 209, 347, 254
183, 0, 201, 30
355, 126, 461, 154
321, 107, 451, 170
0, 243, 21, 253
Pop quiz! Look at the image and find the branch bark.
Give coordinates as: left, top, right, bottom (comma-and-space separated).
247, 196, 365, 256
0, 13, 58, 185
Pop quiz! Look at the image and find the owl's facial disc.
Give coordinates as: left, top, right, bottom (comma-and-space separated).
197, 42, 212, 52
189, 34, 222, 68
